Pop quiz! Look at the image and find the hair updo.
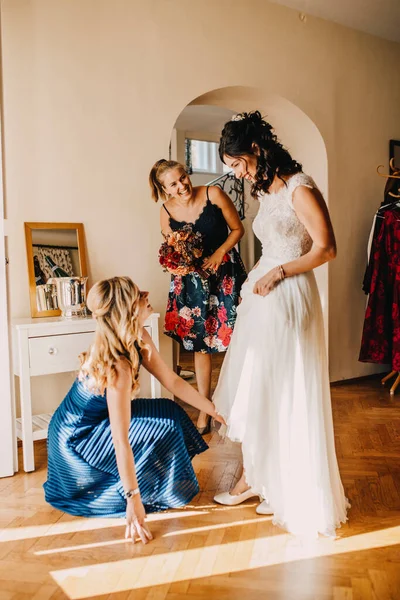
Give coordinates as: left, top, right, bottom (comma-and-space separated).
149, 159, 185, 202
219, 111, 302, 197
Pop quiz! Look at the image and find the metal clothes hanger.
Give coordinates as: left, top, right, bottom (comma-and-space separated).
376, 159, 400, 214
377, 159, 400, 198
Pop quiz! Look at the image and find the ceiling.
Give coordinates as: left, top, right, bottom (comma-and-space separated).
174, 105, 235, 133
269, 0, 400, 43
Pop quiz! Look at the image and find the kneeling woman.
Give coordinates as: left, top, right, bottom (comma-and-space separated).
44, 276, 224, 544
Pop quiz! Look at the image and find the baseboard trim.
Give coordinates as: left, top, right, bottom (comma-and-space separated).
331, 371, 390, 386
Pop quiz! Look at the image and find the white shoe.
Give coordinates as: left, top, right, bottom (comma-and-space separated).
256, 500, 274, 515
214, 488, 260, 506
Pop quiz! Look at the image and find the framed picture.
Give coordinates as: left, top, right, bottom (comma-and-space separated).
389, 140, 400, 171
24, 222, 88, 317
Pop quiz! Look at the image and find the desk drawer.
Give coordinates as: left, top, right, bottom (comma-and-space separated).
29, 332, 95, 376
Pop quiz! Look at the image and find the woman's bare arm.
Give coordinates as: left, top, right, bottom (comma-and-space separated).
140, 330, 223, 421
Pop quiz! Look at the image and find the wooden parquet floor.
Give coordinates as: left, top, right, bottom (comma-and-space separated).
1, 354, 400, 600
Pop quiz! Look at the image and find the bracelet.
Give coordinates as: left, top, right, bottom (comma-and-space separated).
125, 487, 140, 499
277, 265, 285, 280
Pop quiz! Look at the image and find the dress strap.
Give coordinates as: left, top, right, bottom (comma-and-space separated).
206, 186, 210, 202
163, 203, 172, 217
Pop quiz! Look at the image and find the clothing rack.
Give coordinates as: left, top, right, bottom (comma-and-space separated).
377, 159, 400, 395
381, 370, 400, 395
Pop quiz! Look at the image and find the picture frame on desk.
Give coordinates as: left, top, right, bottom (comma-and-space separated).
24, 222, 88, 318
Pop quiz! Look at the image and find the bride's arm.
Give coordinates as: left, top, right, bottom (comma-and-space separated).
140, 330, 224, 422
254, 186, 336, 296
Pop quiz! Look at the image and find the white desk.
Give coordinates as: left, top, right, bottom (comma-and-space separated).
12, 313, 161, 472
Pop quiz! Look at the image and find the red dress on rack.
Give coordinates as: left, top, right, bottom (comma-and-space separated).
359, 208, 400, 369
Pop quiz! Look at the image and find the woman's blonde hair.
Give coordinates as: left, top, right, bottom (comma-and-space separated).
79, 276, 148, 398
149, 159, 185, 202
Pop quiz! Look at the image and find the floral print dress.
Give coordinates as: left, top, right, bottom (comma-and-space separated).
163, 187, 247, 353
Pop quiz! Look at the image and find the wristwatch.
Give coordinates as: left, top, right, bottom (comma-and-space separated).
125, 487, 140, 499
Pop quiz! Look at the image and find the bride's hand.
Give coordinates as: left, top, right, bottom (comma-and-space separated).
253, 267, 282, 297
125, 496, 153, 544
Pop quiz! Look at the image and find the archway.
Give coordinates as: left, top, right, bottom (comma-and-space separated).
170, 85, 329, 348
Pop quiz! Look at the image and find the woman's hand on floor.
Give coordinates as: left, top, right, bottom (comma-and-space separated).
125, 496, 153, 544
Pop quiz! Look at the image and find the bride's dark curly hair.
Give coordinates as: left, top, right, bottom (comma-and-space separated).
219, 111, 302, 198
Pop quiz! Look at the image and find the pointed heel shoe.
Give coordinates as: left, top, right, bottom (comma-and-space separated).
196, 414, 212, 436
255, 500, 274, 515
213, 488, 261, 506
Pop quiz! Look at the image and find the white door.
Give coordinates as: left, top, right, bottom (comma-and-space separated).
0, 110, 15, 477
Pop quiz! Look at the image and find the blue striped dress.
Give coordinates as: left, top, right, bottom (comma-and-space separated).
44, 379, 208, 517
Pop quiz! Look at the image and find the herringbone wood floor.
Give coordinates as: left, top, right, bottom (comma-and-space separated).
1, 354, 400, 600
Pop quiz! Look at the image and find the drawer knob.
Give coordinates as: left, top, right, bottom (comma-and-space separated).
48, 347, 57, 355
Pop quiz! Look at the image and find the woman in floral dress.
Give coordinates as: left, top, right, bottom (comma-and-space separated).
149, 159, 247, 433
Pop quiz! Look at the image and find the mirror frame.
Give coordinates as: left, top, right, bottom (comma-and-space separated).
25, 222, 88, 318
390, 139, 400, 170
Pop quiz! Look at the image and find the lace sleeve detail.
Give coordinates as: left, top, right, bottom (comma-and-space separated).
287, 173, 316, 209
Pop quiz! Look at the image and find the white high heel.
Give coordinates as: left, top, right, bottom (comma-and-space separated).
214, 488, 261, 506
256, 500, 274, 515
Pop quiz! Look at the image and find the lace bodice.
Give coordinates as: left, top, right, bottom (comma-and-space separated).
252, 172, 315, 261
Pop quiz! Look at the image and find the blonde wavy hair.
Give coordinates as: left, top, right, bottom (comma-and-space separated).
79, 276, 148, 398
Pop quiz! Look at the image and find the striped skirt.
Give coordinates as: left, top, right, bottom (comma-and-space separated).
44, 383, 207, 517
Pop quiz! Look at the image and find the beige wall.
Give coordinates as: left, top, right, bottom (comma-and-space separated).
3, 0, 400, 416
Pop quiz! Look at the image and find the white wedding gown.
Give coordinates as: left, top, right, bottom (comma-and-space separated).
213, 172, 349, 537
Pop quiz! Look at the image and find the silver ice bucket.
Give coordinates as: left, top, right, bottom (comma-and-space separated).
48, 276, 89, 318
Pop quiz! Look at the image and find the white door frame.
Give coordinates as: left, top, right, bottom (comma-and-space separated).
0, 102, 15, 477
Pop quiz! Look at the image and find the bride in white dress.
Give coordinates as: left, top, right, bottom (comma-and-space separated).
213, 112, 349, 538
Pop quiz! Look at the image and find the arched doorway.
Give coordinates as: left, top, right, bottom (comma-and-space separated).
170, 85, 329, 348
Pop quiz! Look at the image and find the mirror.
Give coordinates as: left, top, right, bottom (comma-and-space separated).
25, 222, 88, 318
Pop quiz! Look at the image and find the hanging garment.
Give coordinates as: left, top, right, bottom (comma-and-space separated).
359, 208, 400, 369
362, 177, 400, 294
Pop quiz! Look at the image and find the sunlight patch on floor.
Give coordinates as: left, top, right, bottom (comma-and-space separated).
50, 525, 400, 599
34, 515, 269, 556
0, 510, 204, 543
